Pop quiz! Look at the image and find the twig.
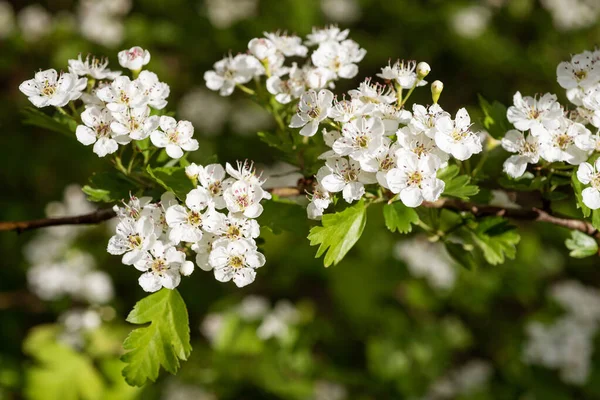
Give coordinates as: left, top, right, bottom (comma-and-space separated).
0, 208, 117, 234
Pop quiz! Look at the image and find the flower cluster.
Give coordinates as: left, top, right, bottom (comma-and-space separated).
296, 66, 483, 217
19, 46, 198, 159
523, 280, 600, 385
501, 48, 600, 209
204, 26, 365, 99
107, 161, 269, 291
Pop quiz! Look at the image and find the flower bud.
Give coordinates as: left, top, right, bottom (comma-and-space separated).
431, 80, 444, 104
416, 62, 431, 80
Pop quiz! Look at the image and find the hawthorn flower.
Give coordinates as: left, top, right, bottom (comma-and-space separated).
329, 98, 370, 123
307, 183, 332, 220
539, 120, 591, 165
137, 70, 170, 110
208, 239, 265, 287
68, 54, 121, 80
150, 116, 199, 159
111, 106, 159, 140
264, 32, 308, 57
386, 151, 445, 207
185, 163, 203, 181
577, 158, 600, 209
165, 187, 213, 244
332, 116, 386, 165
118, 46, 151, 71
204, 54, 264, 96
557, 51, 600, 90
223, 180, 264, 218
266, 63, 306, 104
348, 79, 396, 105
501, 130, 540, 178
248, 37, 283, 72
582, 87, 600, 128
134, 241, 193, 293
211, 213, 260, 241
434, 108, 483, 160
289, 89, 334, 136
311, 39, 366, 79
373, 103, 412, 134
19, 69, 86, 108
396, 127, 449, 164
113, 195, 154, 220
192, 233, 220, 271
107, 217, 156, 265
377, 60, 427, 89
409, 103, 449, 138
96, 76, 147, 112
507, 92, 563, 137
225, 160, 269, 196
305, 25, 349, 46
319, 157, 376, 203
198, 163, 233, 209
357, 139, 399, 185
76, 106, 130, 157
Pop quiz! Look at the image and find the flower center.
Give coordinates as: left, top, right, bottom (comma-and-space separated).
128, 234, 142, 249
151, 258, 167, 274
575, 70, 587, 81
413, 143, 427, 157
528, 109, 541, 120
236, 194, 250, 208
592, 174, 600, 190
343, 169, 358, 182
42, 82, 56, 97
554, 134, 572, 149
97, 122, 111, 137
380, 156, 394, 171
168, 130, 180, 143
407, 171, 423, 187
226, 225, 241, 239
229, 255, 245, 269
356, 135, 369, 148
307, 107, 320, 119
187, 211, 202, 227
451, 129, 467, 142
209, 181, 222, 195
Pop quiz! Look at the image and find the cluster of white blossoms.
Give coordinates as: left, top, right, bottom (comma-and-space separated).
500, 48, 600, 209
297, 68, 483, 217
201, 295, 300, 344
523, 280, 600, 385
25, 185, 114, 305
204, 26, 365, 98
421, 359, 493, 400
107, 161, 269, 291
19, 46, 199, 159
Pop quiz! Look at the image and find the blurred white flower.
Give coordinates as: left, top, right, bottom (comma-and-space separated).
58, 308, 102, 349
0, 1, 15, 39
314, 380, 348, 400
204, 0, 258, 29
541, 0, 600, 31
422, 360, 493, 400
178, 88, 230, 135
321, 0, 361, 23
18, 4, 52, 42
450, 5, 491, 39
161, 379, 217, 400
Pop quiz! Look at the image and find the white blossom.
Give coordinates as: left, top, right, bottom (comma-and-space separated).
311, 39, 366, 80
434, 108, 482, 160
150, 116, 199, 159
107, 217, 156, 265
68, 54, 121, 80
137, 70, 170, 110
500, 130, 540, 178
387, 151, 445, 207
134, 241, 192, 292
19, 70, 86, 108
118, 46, 151, 71
209, 239, 265, 287
204, 54, 263, 96
577, 158, 600, 209
76, 106, 130, 157
96, 75, 147, 112
506, 92, 563, 137
319, 157, 376, 203
377, 60, 427, 89
289, 89, 334, 136
111, 106, 159, 140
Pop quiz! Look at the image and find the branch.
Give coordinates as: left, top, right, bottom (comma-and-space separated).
0, 208, 117, 233
422, 199, 597, 237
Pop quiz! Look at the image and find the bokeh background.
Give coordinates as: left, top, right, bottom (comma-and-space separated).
2, 0, 600, 399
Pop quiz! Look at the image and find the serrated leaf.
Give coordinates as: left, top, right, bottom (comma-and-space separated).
308, 200, 367, 267
572, 172, 591, 218
121, 289, 191, 387
470, 217, 520, 265
259, 196, 309, 235
565, 230, 598, 258
146, 166, 194, 201
444, 242, 478, 270
23, 325, 105, 400
478, 95, 510, 139
438, 165, 479, 200
22, 107, 77, 138
593, 209, 600, 231
383, 202, 419, 234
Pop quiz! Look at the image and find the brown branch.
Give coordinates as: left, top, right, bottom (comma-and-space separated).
0, 188, 597, 238
422, 199, 598, 237
0, 208, 117, 234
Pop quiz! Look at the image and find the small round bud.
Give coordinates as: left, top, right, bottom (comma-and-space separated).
431, 80, 444, 104
416, 62, 431, 79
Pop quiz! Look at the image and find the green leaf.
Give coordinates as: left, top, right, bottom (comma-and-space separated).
259, 196, 309, 235
308, 200, 367, 267
470, 217, 520, 265
438, 165, 479, 200
22, 107, 77, 138
572, 171, 591, 218
146, 166, 194, 201
565, 230, 598, 258
82, 172, 134, 203
477, 95, 510, 139
383, 202, 419, 234
121, 289, 191, 387
23, 325, 105, 400
444, 242, 478, 270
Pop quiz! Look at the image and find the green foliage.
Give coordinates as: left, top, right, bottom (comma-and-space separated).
23, 325, 104, 400
499, 172, 546, 192
146, 166, 194, 201
82, 172, 136, 203
478, 95, 510, 139
383, 201, 419, 234
444, 242, 478, 270
572, 171, 591, 218
308, 200, 367, 267
470, 217, 521, 265
565, 231, 598, 258
121, 289, 192, 387
22, 107, 77, 138
437, 165, 479, 200
259, 196, 310, 235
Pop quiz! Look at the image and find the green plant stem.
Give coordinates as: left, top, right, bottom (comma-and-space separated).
236, 84, 256, 96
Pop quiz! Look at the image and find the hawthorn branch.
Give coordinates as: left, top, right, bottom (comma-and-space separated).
0, 188, 597, 238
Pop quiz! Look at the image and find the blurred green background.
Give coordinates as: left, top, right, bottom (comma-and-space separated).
2, 0, 600, 399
